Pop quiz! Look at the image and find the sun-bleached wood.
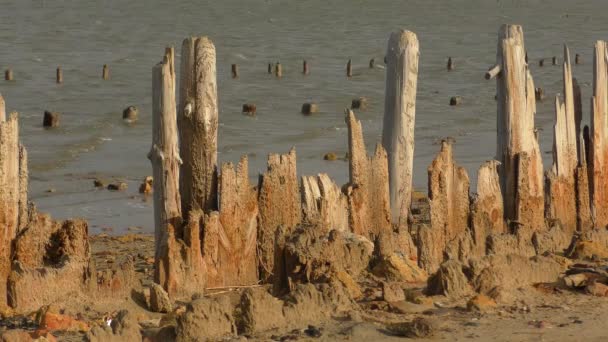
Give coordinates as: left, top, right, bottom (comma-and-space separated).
382, 30, 419, 228
346, 109, 391, 240
0, 113, 21, 309
547, 46, 579, 232
485, 64, 501, 80
150, 47, 182, 252
0, 94, 5, 122
471, 160, 505, 256
590, 40, 608, 228
301, 173, 348, 232
494, 24, 544, 231
178, 37, 219, 215
17, 145, 28, 232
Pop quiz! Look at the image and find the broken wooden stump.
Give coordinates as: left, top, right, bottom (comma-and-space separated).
575, 53, 581, 65
493, 24, 544, 232
257, 148, 301, 282
275, 62, 282, 78
346, 59, 352, 77
301, 103, 318, 115
0, 112, 22, 310
447, 57, 454, 71
0, 93, 5, 123
242, 104, 257, 116
418, 139, 470, 273
178, 36, 219, 214
382, 29, 418, 229
267, 63, 273, 74
345, 109, 391, 242
546, 46, 579, 234
302, 60, 309, 75
123, 105, 138, 122
56, 66, 63, 84
471, 160, 505, 257
351, 97, 368, 110
4, 69, 13, 81
535, 87, 545, 101
43, 111, 60, 127
102, 64, 109, 80
590, 40, 608, 228
552, 56, 558, 65
450, 96, 462, 106
203, 157, 258, 287
301, 173, 348, 232
231, 64, 238, 78
369, 58, 375, 69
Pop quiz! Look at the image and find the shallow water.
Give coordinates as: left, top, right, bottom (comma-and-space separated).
0, 0, 606, 234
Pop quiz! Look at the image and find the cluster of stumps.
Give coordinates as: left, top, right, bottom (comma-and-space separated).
1, 23, 608, 340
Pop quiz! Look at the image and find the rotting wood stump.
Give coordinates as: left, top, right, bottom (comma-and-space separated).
418, 139, 470, 274
471, 160, 505, 257
489, 24, 544, 232
257, 148, 301, 283
301, 173, 348, 232
345, 109, 391, 243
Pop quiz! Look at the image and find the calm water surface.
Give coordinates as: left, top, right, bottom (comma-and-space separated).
0, 0, 606, 234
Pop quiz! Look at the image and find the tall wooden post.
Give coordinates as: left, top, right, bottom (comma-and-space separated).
0, 112, 21, 309
590, 40, 608, 228
488, 24, 544, 231
381, 30, 419, 228
150, 47, 182, 252
547, 45, 578, 232
0, 93, 5, 122
178, 37, 219, 215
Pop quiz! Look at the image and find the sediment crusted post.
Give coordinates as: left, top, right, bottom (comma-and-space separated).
471, 160, 505, 256
257, 149, 301, 282
0, 112, 21, 309
203, 157, 258, 287
418, 140, 470, 273
301, 173, 348, 232
178, 37, 219, 215
382, 29, 419, 228
345, 109, 391, 241
0, 94, 5, 122
590, 40, 608, 228
491, 24, 544, 231
547, 46, 578, 233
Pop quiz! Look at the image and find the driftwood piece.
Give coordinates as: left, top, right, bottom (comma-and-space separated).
345, 109, 391, 242
547, 46, 578, 233
471, 160, 505, 256
257, 149, 301, 283
382, 29, 419, 228
0, 112, 20, 309
418, 140, 470, 273
590, 40, 608, 228
494, 24, 544, 231
178, 37, 219, 215
203, 157, 258, 287
301, 173, 348, 232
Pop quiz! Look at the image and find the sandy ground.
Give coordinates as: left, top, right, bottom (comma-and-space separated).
3, 233, 607, 341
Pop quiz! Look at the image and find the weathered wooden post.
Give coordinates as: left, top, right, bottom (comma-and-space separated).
5, 69, 13, 81
56, 67, 63, 84
274, 62, 282, 78
102, 64, 110, 80
382, 29, 419, 228
369, 58, 375, 69
267, 63, 272, 74
302, 60, 309, 75
575, 53, 581, 65
0, 93, 5, 122
487, 24, 544, 231
547, 46, 580, 233
151, 46, 206, 296
547, 45, 578, 233
231, 64, 238, 78
345, 109, 391, 240
590, 40, 608, 228
150, 47, 182, 252
178, 37, 219, 214
447, 57, 454, 71
346, 59, 352, 77
0, 110, 22, 309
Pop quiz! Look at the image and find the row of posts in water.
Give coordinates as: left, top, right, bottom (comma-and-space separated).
2, 52, 584, 83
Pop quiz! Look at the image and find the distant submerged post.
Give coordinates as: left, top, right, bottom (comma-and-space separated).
381, 30, 419, 228
102, 64, 110, 80
346, 59, 352, 77
56, 67, 63, 84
